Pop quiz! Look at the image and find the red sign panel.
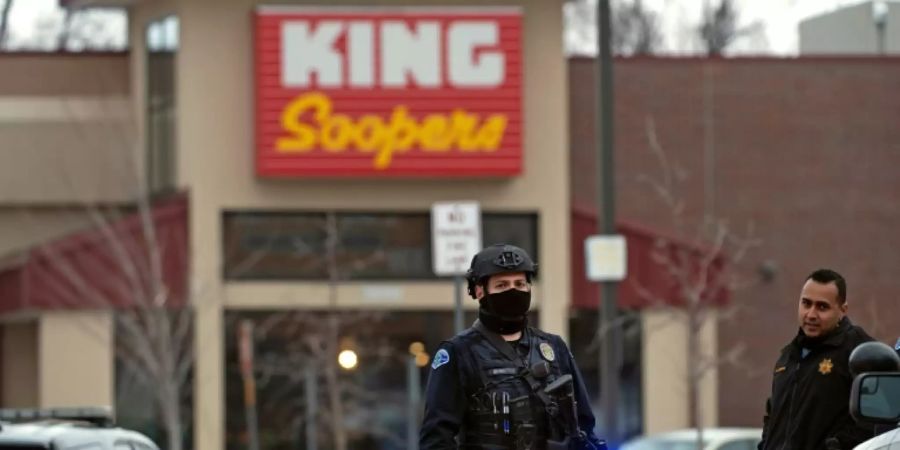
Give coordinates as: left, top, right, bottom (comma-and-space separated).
255, 7, 523, 177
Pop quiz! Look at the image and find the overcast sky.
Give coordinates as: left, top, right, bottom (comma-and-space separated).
3, 0, 873, 54
566, 0, 875, 55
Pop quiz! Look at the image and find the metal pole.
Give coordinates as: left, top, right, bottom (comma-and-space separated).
407, 354, 422, 450
305, 364, 318, 450
454, 275, 464, 333
597, 0, 620, 444
238, 321, 260, 450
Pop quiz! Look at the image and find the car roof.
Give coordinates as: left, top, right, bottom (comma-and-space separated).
631, 427, 763, 443
853, 428, 900, 450
0, 421, 158, 448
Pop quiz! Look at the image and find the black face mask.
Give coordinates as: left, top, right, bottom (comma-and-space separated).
478, 288, 531, 334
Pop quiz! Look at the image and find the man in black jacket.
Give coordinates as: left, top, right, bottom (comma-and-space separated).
758, 269, 874, 450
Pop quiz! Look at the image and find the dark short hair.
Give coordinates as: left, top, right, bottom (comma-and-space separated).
807, 269, 847, 305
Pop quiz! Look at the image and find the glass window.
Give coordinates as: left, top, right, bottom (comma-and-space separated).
224, 309, 489, 450
718, 440, 760, 450
222, 211, 538, 281
569, 308, 644, 440
482, 213, 539, 265
145, 16, 178, 194
223, 212, 328, 279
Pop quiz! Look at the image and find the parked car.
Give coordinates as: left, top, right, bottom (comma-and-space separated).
845, 340, 900, 450
0, 407, 159, 450
850, 371, 900, 450
620, 427, 762, 450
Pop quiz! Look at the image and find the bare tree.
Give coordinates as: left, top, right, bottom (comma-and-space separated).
28, 194, 193, 450
698, 0, 764, 56
564, 0, 663, 56
634, 117, 761, 448
0, 0, 13, 49
8, 85, 194, 450
56, 5, 73, 50
612, 0, 662, 56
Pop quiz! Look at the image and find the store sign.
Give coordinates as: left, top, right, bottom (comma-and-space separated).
255, 6, 523, 177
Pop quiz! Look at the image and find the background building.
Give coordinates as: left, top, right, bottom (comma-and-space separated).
800, 0, 900, 54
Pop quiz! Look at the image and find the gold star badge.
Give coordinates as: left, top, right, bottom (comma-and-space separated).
818, 358, 833, 375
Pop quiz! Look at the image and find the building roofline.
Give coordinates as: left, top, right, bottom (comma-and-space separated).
568, 54, 900, 64
0, 50, 129, 58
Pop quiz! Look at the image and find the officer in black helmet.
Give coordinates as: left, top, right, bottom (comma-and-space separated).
420, 244, 605, 450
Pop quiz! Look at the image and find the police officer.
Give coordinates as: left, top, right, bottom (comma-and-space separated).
758, 269, 875, 450
419, 244, 605, 450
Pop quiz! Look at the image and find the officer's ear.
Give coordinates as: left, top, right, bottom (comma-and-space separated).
473, 283, 485, 300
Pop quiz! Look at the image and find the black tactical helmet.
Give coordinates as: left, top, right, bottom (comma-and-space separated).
466, 244, 537, 298
849, 341, 900, 377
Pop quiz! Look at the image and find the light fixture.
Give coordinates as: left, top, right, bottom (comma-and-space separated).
337, 349, 358, 370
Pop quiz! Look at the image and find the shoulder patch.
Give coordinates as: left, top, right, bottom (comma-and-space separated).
432, 349, 450, 370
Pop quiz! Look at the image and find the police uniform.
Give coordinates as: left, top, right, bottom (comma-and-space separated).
759, 317, 874, 450
419, 244, 604, 450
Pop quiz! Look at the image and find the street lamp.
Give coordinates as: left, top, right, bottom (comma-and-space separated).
873, 0, 888, 55
338, 349, 358, 370
409, 341, 430, 368
407, 341, 429, 450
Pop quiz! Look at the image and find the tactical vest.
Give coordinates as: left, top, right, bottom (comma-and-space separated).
450, 324, 566, 450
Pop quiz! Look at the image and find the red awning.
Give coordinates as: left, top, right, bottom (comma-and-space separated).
571, 207, 729, 310
0, 194, 189, 315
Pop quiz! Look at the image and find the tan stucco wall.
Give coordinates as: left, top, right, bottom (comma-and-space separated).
0, 55, 135, 204
38, 310, 113, 409
224, 281, 546, 310
129, 0, 180, 187
0, 209, 97, 256
642, 309, 719, 434
1, 321, 38, 407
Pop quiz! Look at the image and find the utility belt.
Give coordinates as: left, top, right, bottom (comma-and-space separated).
464, 390, 550, 450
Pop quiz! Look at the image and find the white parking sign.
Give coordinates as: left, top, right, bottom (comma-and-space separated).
431, 202, 482, 276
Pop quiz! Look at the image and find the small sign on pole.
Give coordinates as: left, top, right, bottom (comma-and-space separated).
431, 202, 482, 276
432, 201, 482, 334
585, 235, 627, 282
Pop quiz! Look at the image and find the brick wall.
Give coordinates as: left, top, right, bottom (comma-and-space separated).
570, 56, 900, 426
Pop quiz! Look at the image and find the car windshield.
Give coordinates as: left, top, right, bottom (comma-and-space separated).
621, 438, 709, 450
